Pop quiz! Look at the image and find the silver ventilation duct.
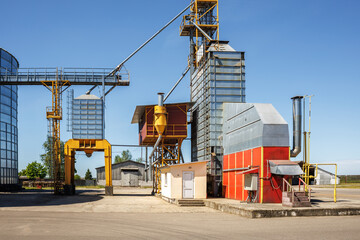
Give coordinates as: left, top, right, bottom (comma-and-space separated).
158, 92, 164, 106
290, 96, 303, 157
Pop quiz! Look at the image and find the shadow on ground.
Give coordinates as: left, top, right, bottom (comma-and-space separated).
113, 193, 152, 197
0, 189, 104, 207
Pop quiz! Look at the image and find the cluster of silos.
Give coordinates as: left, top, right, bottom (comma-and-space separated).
190, 41, 245, 196
0, 48, 19, 190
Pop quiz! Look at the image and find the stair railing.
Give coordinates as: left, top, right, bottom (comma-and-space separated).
298, 177, 311, 202
282, 178, 295, 205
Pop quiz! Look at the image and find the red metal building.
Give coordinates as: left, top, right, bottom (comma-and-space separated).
222, 103, 302, 203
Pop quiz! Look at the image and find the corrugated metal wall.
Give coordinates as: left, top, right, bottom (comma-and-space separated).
222, 103, 289, 155
191, 50, 245, 162
72, 96, 104, 139
223, 146, 290, 203
96, 161, 147, 187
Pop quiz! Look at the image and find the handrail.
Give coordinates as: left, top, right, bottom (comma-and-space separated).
283, 178, 312, 206
298, 177, 311, 202
283, 178, 295, 205
302, 163, 337, 203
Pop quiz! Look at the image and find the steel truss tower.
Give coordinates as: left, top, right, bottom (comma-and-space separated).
180, 0, 219, 72
41, 69, 70, 194
180, 1, 246, 197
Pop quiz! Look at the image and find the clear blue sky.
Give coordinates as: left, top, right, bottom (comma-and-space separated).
1, 0, 359, 177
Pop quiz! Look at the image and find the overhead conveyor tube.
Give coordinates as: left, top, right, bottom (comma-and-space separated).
163, 66, 190, 102
290, 96, 303, 157
106, 3, 193, 78
190, 20, 214, 41
149, 134, 163, 164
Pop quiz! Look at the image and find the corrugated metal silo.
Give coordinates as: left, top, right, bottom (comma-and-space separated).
190, 41, 245, 196
72, 94, 104, 139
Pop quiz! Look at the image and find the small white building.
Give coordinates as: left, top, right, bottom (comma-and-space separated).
160, 161, 207, 201
315, 167, 340, 185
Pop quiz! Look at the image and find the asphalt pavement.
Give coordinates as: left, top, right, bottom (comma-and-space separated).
0, 187, 359, 239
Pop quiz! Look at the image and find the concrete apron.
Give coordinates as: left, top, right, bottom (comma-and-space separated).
204, 200, 360, 218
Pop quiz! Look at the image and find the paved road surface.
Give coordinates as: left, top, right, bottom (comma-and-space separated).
0, 187, 359, 239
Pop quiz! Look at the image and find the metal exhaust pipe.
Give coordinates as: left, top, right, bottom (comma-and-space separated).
290, 96, 303, 157
158, 92, 164, 106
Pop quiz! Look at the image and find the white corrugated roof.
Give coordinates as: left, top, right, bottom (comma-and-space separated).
75, 94, 101, 100
208, 42, 236, 52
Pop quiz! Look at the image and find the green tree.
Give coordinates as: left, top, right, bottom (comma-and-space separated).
136, 157, 143, 163
74, 174, 81, 180
40, 137, 64, 178
85, 169, 93, 180
114, 150, 132, 163
114, 155, 121, 163
18, 169, 27, 176
25, 161, 47, 179
40, 137, 76, 178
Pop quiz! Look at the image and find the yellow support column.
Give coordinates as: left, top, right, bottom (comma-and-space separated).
104, 143, 113, 195
64, 145, 71, 186
64, 142, 75, 195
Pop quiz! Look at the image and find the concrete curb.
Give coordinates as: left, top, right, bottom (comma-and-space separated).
204, 200, 360, 218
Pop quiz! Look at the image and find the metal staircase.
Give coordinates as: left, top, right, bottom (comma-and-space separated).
282, 178, 311, 207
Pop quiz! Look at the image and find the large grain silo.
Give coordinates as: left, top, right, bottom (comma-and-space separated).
0, 48, 19, 191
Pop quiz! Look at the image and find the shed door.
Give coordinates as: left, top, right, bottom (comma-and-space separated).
122, 171, 139, 187
183, 171, 194, 199
129, 172, 139, 187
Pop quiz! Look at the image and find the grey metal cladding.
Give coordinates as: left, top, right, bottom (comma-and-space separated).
223, 103, 289, 155
191, 45, 245, 161
72, 94, 104, 139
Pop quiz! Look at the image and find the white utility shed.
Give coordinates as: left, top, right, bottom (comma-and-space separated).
160, 161, 207, 200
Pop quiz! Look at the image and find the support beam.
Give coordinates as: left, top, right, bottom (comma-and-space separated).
64, 139, 113, 196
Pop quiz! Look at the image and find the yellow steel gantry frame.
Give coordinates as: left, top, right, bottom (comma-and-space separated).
41, 69, 70, 194
64, 139, 113, 195
180, 0, 219, 68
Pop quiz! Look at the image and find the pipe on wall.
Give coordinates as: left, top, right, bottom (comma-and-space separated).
290, 96, 303, 157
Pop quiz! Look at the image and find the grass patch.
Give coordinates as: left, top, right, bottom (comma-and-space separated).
340, 175, 360, 183
336, 183, 360, 189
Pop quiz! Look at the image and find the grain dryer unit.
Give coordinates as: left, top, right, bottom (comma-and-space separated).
222, 103, 303, 203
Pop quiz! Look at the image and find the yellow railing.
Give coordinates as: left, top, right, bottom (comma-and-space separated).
304, 163, 337, 203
